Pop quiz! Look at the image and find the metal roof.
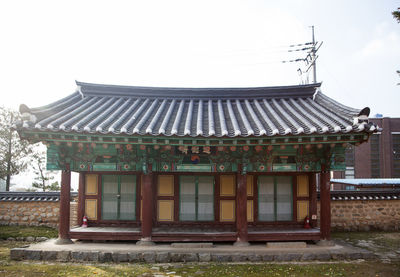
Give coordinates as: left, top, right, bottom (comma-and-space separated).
18, 81, 378, 138
331, 179, 400, 186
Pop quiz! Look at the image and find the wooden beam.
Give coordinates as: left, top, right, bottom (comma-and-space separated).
77, 172, 85, 227
139, 172, 154, 244
234, 172, 249, 246
55, 164, 73, 244
320, 169, 331, 240
309, 173, 317, 228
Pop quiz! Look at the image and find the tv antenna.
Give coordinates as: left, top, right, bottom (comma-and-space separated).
281, 26, 323, 84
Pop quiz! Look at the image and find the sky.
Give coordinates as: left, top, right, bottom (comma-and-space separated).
0, 0, 399, 190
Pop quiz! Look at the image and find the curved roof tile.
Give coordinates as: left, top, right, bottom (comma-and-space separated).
18, 81, 377, 138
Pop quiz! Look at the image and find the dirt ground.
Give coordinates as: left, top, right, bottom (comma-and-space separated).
0, 231, 399, 276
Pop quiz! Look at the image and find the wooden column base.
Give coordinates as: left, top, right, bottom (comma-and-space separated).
55, 238, 73, 245
233, 240, 250, 247
136, 238, 156, 246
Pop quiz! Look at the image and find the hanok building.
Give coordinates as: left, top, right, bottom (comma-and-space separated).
17, 81, 377, 245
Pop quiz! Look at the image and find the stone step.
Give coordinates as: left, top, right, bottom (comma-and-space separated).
171, 243, 214, 248
266, 242, 307, 248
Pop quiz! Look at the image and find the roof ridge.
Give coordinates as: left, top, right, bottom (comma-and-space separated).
76, 80, 321, 99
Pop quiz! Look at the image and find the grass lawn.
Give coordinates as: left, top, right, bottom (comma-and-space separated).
332, 231, 400, 254
0, 225, 58, 240
0, 228, 399, 276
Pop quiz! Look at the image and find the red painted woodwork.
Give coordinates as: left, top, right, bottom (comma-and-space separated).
141, 172, 154, 239
77, 172, 85, 226
320, 170, 331, 240
309, 173, 317, 227
236, 173, 248, 242
58, 164, 71, 241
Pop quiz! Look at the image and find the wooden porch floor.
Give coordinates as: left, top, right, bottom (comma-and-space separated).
69, 226, 321, 242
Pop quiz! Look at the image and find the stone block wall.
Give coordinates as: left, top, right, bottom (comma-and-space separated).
317, 199, 400, 231
0, 201, 60, 228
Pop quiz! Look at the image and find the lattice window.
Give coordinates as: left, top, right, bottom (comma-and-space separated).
179, 176, 214, 221
258, 176, 293, 222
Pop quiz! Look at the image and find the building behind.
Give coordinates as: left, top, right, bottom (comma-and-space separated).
334, 117, 400, 179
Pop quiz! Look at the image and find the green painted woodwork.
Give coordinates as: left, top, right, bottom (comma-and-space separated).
45, 137, 348, 173
22, 130, 368, 148
176, 164, 212, 172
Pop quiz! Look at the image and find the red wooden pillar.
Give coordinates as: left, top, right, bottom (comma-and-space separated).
55, 164, 73, 244
234, 173, 249, 246
309, 173, 317, 228
77, 172, 85, 227
320, 170, 331, 240
138, 172, 154, 245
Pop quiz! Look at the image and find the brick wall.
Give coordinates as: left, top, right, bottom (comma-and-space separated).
317, 199, 400, 231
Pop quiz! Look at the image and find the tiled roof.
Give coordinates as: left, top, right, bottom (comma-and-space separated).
0, 192, 78, 202
18, 81, 377, 138
324, 190, 400, 201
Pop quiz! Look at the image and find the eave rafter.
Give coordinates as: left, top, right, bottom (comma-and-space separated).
19, 130, 370, 148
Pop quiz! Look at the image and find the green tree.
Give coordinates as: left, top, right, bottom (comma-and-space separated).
393, 8, 400, 23
48, 181, 61, 191
31, 150, 58, 191
0, 107, 32, 191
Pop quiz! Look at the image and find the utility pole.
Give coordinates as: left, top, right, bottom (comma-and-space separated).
281, 26, 322, 84
311, 26, 317, 84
